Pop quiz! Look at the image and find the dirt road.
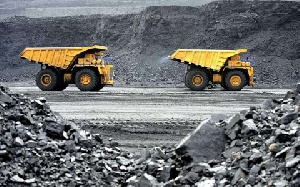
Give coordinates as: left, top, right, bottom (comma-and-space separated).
8, 85, 289, 148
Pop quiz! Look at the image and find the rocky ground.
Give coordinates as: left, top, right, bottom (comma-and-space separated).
0, 1, 300, 87
6, 85, 290, 149
0, 83, 299, 186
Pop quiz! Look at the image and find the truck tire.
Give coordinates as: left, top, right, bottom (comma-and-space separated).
36, 69, 59, 91
186, 69, 209, 91
224, 70, 246, 91
75, 69, 99, 91
220, 81, 227, 90
184, 72, 191, 88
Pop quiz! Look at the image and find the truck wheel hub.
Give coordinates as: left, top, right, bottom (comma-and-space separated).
41, 74, 52, 86
230, 75, 241, 86
192, 75, 203, 86
80, 74, 91, 86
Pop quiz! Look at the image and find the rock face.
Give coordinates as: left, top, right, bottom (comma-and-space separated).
176, 120, 226, 163
1, 1, 300, 87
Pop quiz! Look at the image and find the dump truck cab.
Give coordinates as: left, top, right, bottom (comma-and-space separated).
20, 45, 114, 91
169, 48, 254, 91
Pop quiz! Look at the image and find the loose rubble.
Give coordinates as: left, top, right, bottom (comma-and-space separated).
0, 85, 141, 186
126, 83, 300, 186
0, 83, 299, 186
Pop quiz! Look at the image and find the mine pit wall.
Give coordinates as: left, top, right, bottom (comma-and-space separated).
0, 1, 300, 87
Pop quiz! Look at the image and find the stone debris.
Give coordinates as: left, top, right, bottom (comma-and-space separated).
0, 85, 139, 186
175, 119, 226, 162
123, 84, 300, 186
0, 83, 299, 186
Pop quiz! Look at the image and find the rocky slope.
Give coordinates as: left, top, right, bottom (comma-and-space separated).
0, 1, 299, 87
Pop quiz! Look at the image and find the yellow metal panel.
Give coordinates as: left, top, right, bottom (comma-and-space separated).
213, 74, 222, 83
98, 65, 114, 85
20, 45, 108, 69
63, 73, 72, 82
170, 48, 248, 72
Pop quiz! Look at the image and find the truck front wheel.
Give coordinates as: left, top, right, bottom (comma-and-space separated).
224, 70, 246, 91
186, 69, 209, 91
36, 69, 59, 91
75, 69, 99, 91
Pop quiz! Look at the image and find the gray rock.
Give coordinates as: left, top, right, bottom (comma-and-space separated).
273, 180, 289, 187
279, 113, 298, 125
228, 125, 240, 140
25, 178, 36, 183
26, 140, 37, 148
262, 99, 273, 110
44, 121, 65, 139
249, 165, 261, 176
158, 166, 170, 182
223, 147, 241, 159
224, 114, 240, 131
0, 150, 8, 157
0, 93, 13, 104
137, 173, 160, 187
241, 119, 258, 135
10, 175, 25, 183
195, 178, 215, 187
231, 168, 246, 185
191, 162, 210, 173
249, 149, 262, 163
275, 147, 290, 158
152, 147, 167, 160
275, 130, 292, 143
185, 171, 199, 184
116, 156, 131, 166
247, 175, 256, 185
286, 156, 300, 168
208, 165, 227, 176
176, 120, 226, 163
94, 134, 103, 144
14, 137, 24, 146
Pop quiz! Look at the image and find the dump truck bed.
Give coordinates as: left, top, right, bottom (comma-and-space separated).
170, 49, 247, 71
20, 45, 107, 69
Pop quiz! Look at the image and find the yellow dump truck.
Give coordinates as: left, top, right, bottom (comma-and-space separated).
169, 48, 254, 91
20, 45, 114, 91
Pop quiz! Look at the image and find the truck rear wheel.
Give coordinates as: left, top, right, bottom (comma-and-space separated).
220, 81, 227, 90
186, 69, 209, 91
184, 72, 191, 89
36, 69, 59, 91
224, 70, 246, 91
75, 69, 99, 91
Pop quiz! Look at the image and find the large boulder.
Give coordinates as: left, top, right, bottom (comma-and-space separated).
175, 120, 226, 163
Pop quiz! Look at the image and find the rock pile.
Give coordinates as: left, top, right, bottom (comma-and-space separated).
0, 83, 299, 186
0, 85, 142, 186
126, 84, 300, 186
